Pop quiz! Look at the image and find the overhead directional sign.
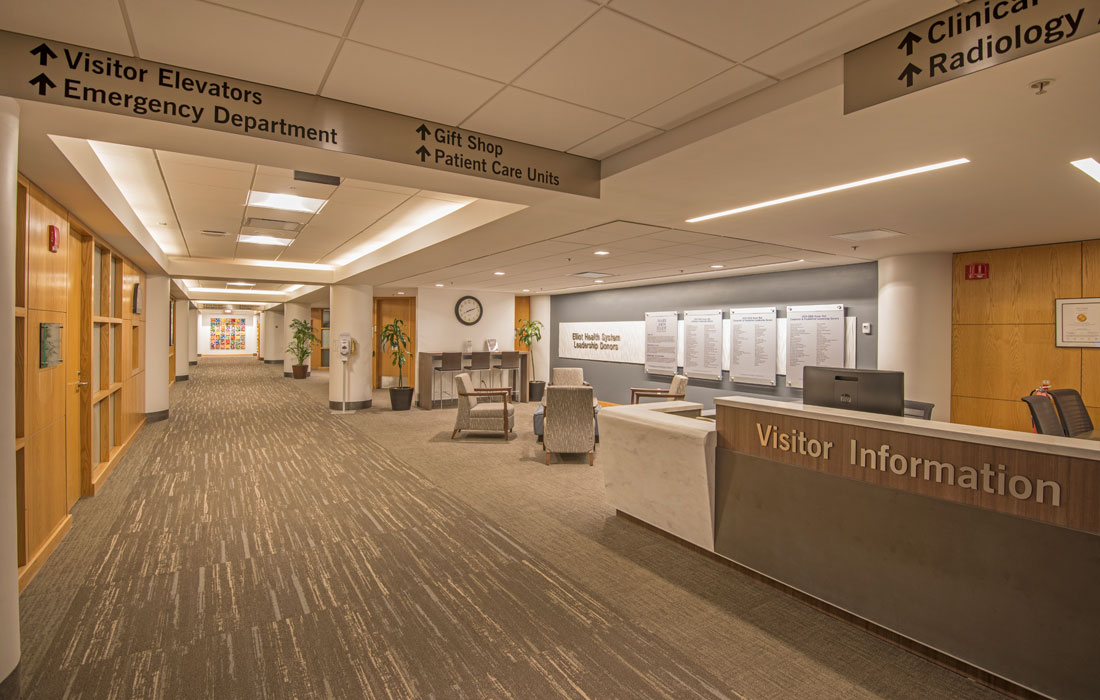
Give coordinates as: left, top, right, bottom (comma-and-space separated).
0, 29, 601, 197
844, 0, 1100, 113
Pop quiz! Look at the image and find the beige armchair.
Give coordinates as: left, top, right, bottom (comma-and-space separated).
451, 373, 514, 439
630, 374, 688, 404
543, 385, 596, 465
551, 367, 588, 386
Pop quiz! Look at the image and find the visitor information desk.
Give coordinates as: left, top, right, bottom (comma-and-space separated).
606, 396, 1100, 700
415, 351, 529, 409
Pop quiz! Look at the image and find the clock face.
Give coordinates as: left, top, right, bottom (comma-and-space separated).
455, 296, 483, 326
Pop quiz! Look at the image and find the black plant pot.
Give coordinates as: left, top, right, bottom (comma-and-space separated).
389, 386, 414, 411
528, 380, 546, 402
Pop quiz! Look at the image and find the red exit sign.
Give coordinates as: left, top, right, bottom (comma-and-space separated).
965, 263, 989, 280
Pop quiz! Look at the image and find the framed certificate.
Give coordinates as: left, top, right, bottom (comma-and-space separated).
1056, 298, 1100, 347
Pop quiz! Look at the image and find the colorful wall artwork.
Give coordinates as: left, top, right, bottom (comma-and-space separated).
210, 317, 246, 351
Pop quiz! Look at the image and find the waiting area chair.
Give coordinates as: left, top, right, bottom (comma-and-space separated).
903, 400, 934, 420
1048, 388, 1094, 437
630, 375, 688, 404
451, 373, 514, 439
543, 385, 596, 465
1021, 394, 1067, 436
550, 367, 588, 387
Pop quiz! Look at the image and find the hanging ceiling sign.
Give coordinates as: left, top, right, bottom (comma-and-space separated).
844, 0, 1100, 113
0, 29, 601, 198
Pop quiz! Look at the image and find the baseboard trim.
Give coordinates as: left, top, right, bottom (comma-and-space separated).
189, 360, 197, 366
146, 409, 169, 423
615, 511, 1045, 700
174, 375, 189, 381
264, 359, 283, 365
0, 662, 20, 700
17, 514, 72, 592
328, 399, 372, 410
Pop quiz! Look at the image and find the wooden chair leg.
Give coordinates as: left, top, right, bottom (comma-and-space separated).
451, 428, 459, 439
545, 452, 551, 465
588, 452, 594, 466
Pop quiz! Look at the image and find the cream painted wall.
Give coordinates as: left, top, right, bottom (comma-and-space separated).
530, 295, 551, 384
416, 287, 516, 353
197, 310, 259, 356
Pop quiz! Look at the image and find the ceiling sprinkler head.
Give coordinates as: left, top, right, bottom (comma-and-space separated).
1029, 79, 1053, 95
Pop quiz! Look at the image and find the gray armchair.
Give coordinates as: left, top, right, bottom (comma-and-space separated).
543, 385, 596, 465
451, 373, 515, 439
551, 367, 588, 386
630, 374, 688, 404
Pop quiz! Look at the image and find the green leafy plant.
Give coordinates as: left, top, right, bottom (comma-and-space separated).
379, 318, 412, 387
286, 318, 319, 366
515, 318, 544, 380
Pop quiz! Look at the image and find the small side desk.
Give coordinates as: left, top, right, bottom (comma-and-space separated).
416, 351, 529, 409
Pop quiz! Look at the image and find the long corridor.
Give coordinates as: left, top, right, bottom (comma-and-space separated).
18, 359, 738, 699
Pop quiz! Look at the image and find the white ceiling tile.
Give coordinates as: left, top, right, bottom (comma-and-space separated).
635, 66, 776, 129
556, 220, 665, 244
205, 0, 358, 35
156, 151, 255, 171
323, 41, 504, 125
159, 159, 254, 190
609, 236, 680, 251
608, 0, 864, 64
348, 0, 597, 82
462, 87, 620, 152
0, 0, 133, 54
568, 121, 660, 159
515, 9, 732, 118
251, 171, 337, 200
745, 0, 955, 79
244, 204, 314, 225
234, 242, 286, 260
643, 229, 719, 244
341, 178, 419, 196
126, 0, 339, 93
648, 243, 727, 258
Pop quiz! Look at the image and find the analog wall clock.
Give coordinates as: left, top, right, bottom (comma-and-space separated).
455, 295, 483, 326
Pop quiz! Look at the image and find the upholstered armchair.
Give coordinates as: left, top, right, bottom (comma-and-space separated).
550, 367, 588, 386
543, 385, 596, 465
630, 374, 688, 404
451, 373, 514, 439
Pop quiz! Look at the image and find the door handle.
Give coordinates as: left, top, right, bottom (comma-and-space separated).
75, 381, 89, 387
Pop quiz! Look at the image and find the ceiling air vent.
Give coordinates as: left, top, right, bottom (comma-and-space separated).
830, 229, 905, 242
574, 271, 611, 279
201, 229, 228, 237
294, 170, 341, 187
244, 217, 302, 232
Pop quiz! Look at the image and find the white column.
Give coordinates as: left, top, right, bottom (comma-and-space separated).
0, 96, 22, 691
329, 284, 373, 409
878, 254, 952, 420
262, 310, 284, 365
283, 302, 310, 377
187, 308, 198, 365
530, 295, 551, 384
144, 276, 170, 420
173, 299, 190, 380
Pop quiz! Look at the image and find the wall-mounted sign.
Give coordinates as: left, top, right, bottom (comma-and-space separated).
644, 311, 680, 375
844, 0, 1100, 113
786, 304, 845, 389
558, 321, 645, 364
0, 30, 600, 197
729, 307, 777, 386
683, 309, 723, 380
39, 322, 62, 368
1056, 297, 1100, 347
965, 262, 990, 280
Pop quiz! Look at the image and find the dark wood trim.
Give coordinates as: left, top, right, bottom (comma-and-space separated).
145, 409, 169, 423
616, 510, 1044, 700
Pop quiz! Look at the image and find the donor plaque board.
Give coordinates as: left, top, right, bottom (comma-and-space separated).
1056, 298, 1100, 347
645, 311, 680, 375
729, 307, 777, 386
785, 304, 845, 388
683, 309, 724, 380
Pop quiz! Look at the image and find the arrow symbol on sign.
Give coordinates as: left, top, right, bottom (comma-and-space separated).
416, 146, 430, 162
897, 31, 921, 56
29, 73, 56, 96
415, 124, 431, 141
30, 43, 57, 66
898, 63, 921, 88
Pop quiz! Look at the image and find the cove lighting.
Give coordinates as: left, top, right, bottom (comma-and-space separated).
1071, 158, 1100, 184
239, 234, 293, 246
245, 260, 335, 271
594, 250, 610, 255
686, 158, 970, 223
226, 282, 256, 287
190, 287, 285, 295
711, 264, 724, 269
435, 284, 445, 287
330, 198, 473, 267
522, 289, 530, 292
247, 190, 327, 214
191, 300, 268, 306
284, 284, 303, 293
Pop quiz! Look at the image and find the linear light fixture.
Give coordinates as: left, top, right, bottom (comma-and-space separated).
1071, 158, 1100, 184
247, 190, 327, 214
686, 158, 970, 223
191, 300, 269, 306
226, 282, 256, 287
239, 234, 293, 246
283, 284, 303, 293
245, 260, 335, 271
189, 287, 286, 295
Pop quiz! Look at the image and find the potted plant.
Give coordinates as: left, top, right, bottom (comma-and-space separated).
379, 318, 414, 411
515, 318, 545, 402
286, 318, 319, 379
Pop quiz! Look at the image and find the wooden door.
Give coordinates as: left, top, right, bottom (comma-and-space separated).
374, 298, 416, 389
64, 228, 88, 509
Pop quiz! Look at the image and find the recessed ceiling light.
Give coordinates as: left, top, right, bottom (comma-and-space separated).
247, 191, 327, 214
831, 229, 905, 242
226, 282, 256, 287
397, 291, 405, 295
1071, 158, 1100, 184
522, 289, 530, 292
494, 271, 505, 276
238, 234, 294, 246
594, 250, 610, 255
686, 158, 970, 223
201, 230, 228, 237
711, 264, 724, 269
435, 284, 445, 287
243, 217, 301, 232
594, 280, 605, 284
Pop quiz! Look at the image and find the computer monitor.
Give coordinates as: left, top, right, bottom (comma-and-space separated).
802, 367, 904, 417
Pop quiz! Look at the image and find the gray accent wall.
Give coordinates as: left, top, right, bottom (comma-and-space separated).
550, 263, 878, 408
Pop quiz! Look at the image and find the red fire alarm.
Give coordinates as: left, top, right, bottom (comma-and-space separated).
47, 224, 59, 253
965, 262, 989, 280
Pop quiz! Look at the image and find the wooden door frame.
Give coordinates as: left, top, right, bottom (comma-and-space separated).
66, 224, 93, 505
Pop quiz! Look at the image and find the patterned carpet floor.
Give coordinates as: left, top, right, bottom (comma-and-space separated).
17, 358, 1008, 699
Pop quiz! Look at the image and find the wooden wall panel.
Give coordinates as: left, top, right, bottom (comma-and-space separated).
953, 243, 1081, 325
952, 325, 1080, 401
951, 396, 1033, 433
514, 295, 531, 351
1082, 240, 1100, 297
22, 419, 68, 559
25, 309, 68, 435
23, 184, 70, 314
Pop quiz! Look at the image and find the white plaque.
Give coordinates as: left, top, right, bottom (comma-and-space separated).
645, 311, 679, 375
1056, 298, 1100, 347
730, 307, 777, 386
558, 321, 645, 363
683, 310, 723, 380
786, 304, 845, 389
